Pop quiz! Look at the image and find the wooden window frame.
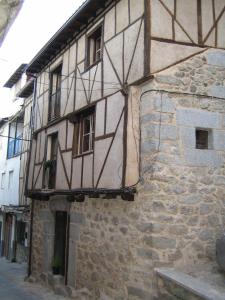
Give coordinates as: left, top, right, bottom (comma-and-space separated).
72, 107, 95, 157
43, 133, 58, 190
48, 65, 62, 123
86, 24, 103, 70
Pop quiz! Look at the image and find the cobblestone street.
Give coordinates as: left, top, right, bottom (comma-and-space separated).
0, 258, 68, 300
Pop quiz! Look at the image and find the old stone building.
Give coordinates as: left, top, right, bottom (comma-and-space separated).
25, 0, 225, 299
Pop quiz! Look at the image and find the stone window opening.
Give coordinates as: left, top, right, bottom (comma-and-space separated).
195, 129, 212, 150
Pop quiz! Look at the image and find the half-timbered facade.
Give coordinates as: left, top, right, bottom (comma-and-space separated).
26, 1, 225, 299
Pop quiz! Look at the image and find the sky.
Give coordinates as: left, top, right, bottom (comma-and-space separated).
0, 0, 85, 118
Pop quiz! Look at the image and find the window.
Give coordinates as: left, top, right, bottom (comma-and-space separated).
73, 108, 95, 156
7, 120, 23, 159
16, 221, 26, 245
87, 26, 102, 67
49, 65, 62, 122
1, 173, 5, 189
43, 133, 58, 189
8, 170, 13, 190
196, 129, 211, 149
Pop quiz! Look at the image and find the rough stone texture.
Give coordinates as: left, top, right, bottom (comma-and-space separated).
31, 48, 225, 299
0, 0, 23, 47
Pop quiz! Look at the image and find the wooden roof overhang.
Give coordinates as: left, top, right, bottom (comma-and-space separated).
4, 64, 27, 88
26, 0, 111, 74
17, 79, 35, 98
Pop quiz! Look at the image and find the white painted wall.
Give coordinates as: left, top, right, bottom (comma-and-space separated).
0, 122, 20, 207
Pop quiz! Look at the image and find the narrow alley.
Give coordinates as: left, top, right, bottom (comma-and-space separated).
0, 258, 68, 300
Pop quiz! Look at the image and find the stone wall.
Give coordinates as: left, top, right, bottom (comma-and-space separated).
30, 48, 225, 299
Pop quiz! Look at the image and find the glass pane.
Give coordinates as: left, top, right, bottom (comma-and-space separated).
83, 135, 90, 153
83, 117, 91, 134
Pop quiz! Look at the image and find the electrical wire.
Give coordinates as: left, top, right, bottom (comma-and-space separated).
35, 80, 120, 92
0, 134, 31, 142
42, 70, 121, 86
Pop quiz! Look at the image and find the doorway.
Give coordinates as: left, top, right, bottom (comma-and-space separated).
53, 211, 68, 276
4, 214, 12, 259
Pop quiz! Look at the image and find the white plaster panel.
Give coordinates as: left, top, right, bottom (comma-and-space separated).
62, 49, 69, 77
105, 32, 123, 83
150, 41, 203, 74
39, 72, 45, 96
27, 140, 36, 189
95, 100, 105, 137
65, 75, 75, 115
62, 151, 72, 185
104, 6, 116, 42
151, 0, 173, 39
127, 21, 144, 84
77, 35, 85, 63
215, 0, 225, 18
61, 78, 68, 116
42, 91, 49, 127
33, 165, 43, 190
201, 0, 214, 41
71, 157, 82, 189
205, 29, 216, 47
98, 116, 124, 189
106, 92, 124, 134
94, 138, 112, 187
69, 42, 77, 74
175, 22, 191, 43
75, 76, 88, 111
103, 48, 121, 97
47, 124, 59, 136
35, 97, 43, 130
67, 122, 74, 150
176, 0, 198, 43
162, 0, 174, 13
90, 63, 102, 103
116, 0, 129, 33
130, 0, 144, 23
217, 14, 225, 49
124, 19, 142, 80
39, 131, 46, 163
83, 154, 93, 188
56, 149, 69, 190
43, 70, 50, 93
58, 121, 67, 151
49, 57, 63, 72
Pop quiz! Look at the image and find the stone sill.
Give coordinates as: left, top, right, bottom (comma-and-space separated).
155, 268, 225, 300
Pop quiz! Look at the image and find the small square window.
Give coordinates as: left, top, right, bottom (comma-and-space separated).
87, 26, 102, 68
196, 129, 210, 149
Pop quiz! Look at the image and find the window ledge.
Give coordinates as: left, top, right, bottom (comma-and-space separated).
83, 59, 101, 74
73, 151, 93, 159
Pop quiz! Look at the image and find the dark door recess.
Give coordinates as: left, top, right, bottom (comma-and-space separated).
54, 211, 68, 276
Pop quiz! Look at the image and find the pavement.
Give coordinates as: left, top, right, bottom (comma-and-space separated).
0, 257, 69, 300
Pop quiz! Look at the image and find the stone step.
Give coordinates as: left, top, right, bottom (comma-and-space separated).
155, 268, 225, 300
